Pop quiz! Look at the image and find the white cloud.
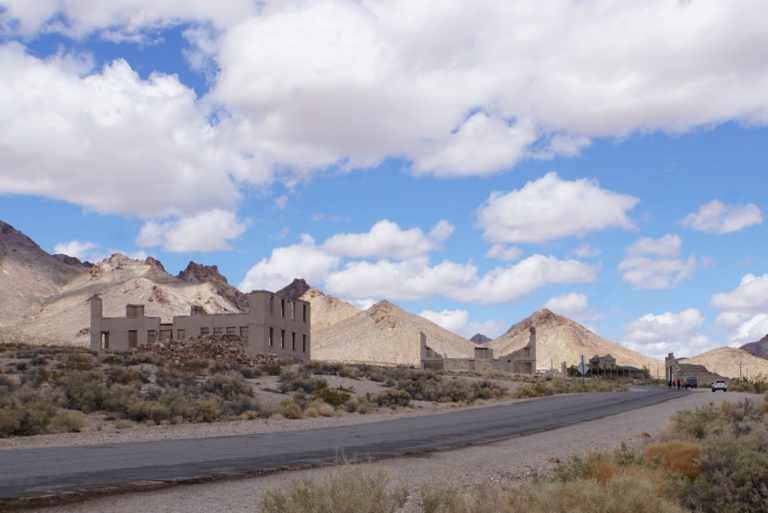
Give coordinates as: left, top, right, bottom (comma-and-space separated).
711, 273, 768, 344
618, 235, 697, 289
0, 0, 257, 37
569, 244, 602, 258
3, 1, 768, 186
711, 273, 768, 312
322, 219, 453, 260
419, 309, 470, 334
274, 195, 288, 210
682, 200, 763, 234
457, 255, 599, 304
623, 308, 713, 359
419, 309, 506, 339
544, 292, 601, 322
485, 244, 523, 262
412, 114, 537, 177
136, 209, 246, 252
325, 258, 478, 302
476, 172, 638, 244
0, 44, 257, 220
238, 240, 341, 293
52, 240, 97, 260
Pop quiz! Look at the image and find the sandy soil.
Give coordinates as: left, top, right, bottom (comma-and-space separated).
35, 390, 764, 513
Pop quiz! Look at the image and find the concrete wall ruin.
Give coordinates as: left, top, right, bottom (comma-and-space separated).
90, 291, 311, 361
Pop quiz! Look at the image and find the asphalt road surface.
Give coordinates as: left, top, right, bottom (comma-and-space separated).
0, 387, 686, 504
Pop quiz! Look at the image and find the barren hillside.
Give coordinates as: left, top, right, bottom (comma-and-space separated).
740, 334, 768, 360
312, 300, 475, 366
488, 309, 662, 371
680, 347, 768, 379
0, 220, 88, 327
299, 287, 360, 332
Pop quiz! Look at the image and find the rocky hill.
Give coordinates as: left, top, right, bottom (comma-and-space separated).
470, 333, 492, 344
312, 300, 475, 366
177, 261, 249, 311
740, 334, 768, 360
298, 287, 360, 332
276, 278, 312, 300
488, 308, 662, 371
680, 347, 768, 379
0, 220, 89, 328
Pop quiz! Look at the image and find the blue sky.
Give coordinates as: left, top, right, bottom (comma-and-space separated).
1, 1, 767, 358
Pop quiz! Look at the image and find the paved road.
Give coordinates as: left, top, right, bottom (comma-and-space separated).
0, 388, 686, 503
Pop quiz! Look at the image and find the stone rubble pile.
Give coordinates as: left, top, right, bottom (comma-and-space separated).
140, 334, 278, 367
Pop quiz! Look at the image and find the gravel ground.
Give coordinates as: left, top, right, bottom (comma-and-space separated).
36, 389, 764, 513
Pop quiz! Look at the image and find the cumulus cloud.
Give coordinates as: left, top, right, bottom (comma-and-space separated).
623, 308, 713, 359
485, 244, 523, 262
682, 200, 763, 234
3, 1, 768, 189
52, 240, 97, 260
711, 273, 768, 344
419, 309, 507, 339
476, 172, 638, 244
544, 292, 601, 322
136, 209, 246, 252
322, 219, 453, 260
458, 255, 599, 304
0, 44, 256, 221
238, 239, 341, 292
618, 235, 697, 289
325, 258, 478, 302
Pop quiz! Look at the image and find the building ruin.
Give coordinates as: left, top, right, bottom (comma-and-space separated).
90, 291, 311, 361
421, 326, 537, 374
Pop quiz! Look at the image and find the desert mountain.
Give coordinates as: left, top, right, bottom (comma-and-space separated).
19, 254, 244, 344
312, 300, 475, 366
0, 220, 89, 327
470, 333, 492, 344
177, 261, 249, 311
298, 287, 360, 332
680, 347, 768, 379
276, 278, 312, 300
740, 334, 768, 360
488, 308, 662, 371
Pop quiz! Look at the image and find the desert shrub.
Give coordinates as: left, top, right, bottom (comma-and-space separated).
511, 382, 554, 399
643, 441, 702, 480
239, 366, 262, 379
373, 389, 411, 408
305, 406, 318, 417
0, 409, 20, 437
60, 353, 96, 371
301, 361, 343, 376
202, 372, 253, 400
338, 366, 361, 379
280, 400, 303, 419
29, 355, 48, 366
279, 371, 326, 394
106, 366, 149, 386
356, 401, 374, 414
317, 403, 335, 417
260, 470, 408, 513
223, 395, 262, 416
316, 387, 351, 407
260, 359, 290, 376
193, 397, 224, 422
728, 377, 768, 394
182, 358, 213, 373
47, 410, 85, 433
127, 352, 156, 365
126, 400, 172, 423
58, 371, 110, 412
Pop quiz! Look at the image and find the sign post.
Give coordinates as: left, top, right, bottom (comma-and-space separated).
577, 354, 587, 385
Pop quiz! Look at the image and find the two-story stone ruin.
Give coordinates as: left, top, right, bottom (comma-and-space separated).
90, 291, 311, 361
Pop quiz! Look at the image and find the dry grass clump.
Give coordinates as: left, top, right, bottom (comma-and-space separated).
643, 441, 701, 480
420, 476, 683, 513
727, 376, 768, 394
260, 470, 408, 513
510, 378, 626, 399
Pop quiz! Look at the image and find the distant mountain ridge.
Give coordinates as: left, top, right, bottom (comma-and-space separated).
470, 333, 492, 344
740, 334, 768, 360
680, 347, 768, 379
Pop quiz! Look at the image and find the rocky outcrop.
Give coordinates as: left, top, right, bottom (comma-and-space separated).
740, 334, 768, 360
298, 287, 359, 332
52, 254, 93, 267
177, 261, 249, 311
490, 308, 661, 371
470, 333, 491, 344
277, 278, 311, 300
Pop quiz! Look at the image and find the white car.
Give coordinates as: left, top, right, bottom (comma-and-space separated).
711, 379, 727, 392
